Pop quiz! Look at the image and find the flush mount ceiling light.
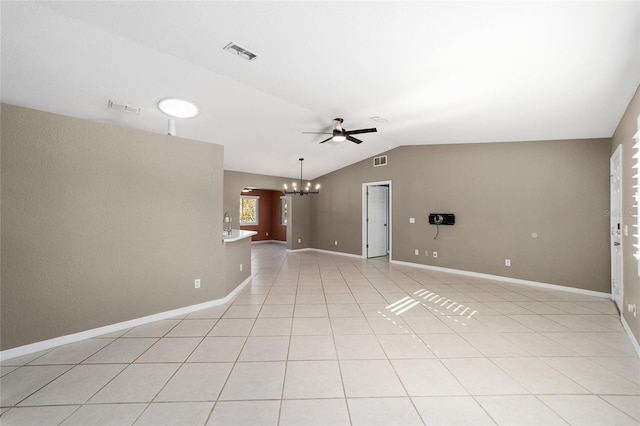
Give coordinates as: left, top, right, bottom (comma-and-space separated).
158, 98, 199, 118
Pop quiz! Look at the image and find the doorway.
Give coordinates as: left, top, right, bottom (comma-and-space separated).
610, 144, 623, 311
362, 181, 392, 258
238, 188, 287, 243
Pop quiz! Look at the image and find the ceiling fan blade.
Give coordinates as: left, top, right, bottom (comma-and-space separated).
302, 131, 332, 134
319, 136, 333, 144
345, 127, 377, 135
346, 135, 363, 144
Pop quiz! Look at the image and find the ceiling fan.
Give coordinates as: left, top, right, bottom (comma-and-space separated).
303, 118, 377, 144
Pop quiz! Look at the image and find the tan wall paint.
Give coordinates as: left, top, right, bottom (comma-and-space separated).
1, 104, 227, 350
611, 85, 640, 345
223, 237, 252, 294
311, 138, 611, 293
288, 194, 311, 250
2, 101, 626, 349
224, 170, 310, 250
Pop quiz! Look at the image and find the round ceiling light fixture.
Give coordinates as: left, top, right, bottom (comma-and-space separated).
158, 98, 199, 118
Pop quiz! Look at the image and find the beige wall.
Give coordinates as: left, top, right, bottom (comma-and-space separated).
288, 194, 311, 250
311, 138, 612, 293
224, 170, 311, 250
4, 97, 633, 350
1, 104, 227, 350
223, 237, 252, 295
611, 85, 640, 344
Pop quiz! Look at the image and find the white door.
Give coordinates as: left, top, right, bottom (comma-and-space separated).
367, 185, 388, 258
610, 145, 623, 311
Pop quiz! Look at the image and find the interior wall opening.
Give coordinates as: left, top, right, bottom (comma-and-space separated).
238, 188, 287, 243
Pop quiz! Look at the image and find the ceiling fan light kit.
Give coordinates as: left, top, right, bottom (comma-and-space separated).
284, 158, 320, 196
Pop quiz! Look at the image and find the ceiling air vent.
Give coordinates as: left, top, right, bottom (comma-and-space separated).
223, 42, 258, 61
370, 116, 388, 123
373, 155, 388, 167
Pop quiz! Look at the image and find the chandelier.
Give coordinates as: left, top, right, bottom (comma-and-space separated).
284, 158, 320, 196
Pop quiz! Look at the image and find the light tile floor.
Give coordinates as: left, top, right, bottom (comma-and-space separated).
2, 242, 640, 425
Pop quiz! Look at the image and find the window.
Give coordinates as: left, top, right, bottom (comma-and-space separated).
240, 196, 259, 225
281, 196, 288, 225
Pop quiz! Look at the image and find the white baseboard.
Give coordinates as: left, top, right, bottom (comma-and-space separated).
287, 247, 364, 259
287, 250, 612, 300
252, 239, 286, 245
621, 314, 640, 358
389, 259, 611, 299
286, 248, 310, 253
310, 248, 365, 259
0, 275, 253, 362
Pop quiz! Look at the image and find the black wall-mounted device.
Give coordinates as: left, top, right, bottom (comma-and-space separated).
428, 213, 455, 225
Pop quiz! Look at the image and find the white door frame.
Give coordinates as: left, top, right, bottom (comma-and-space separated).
610, 144, 623, 310
362, 180, 392, 259
366, 186, 389, 258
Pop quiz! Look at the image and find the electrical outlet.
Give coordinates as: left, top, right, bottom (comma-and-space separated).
415, 249, 419, 255
433, 251, 438, 258
335, 240, 338, 246
240, 264, 243, 272
194, 279, 201, 289
409, 218, 415, 224
298, 238, 301, 243
266, 232, 269, 237
505, 259, 511, 267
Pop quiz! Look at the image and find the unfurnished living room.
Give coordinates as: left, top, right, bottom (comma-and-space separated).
1, 1, 640, 425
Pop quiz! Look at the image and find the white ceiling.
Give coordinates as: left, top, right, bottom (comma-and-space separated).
2, 1, 639, 179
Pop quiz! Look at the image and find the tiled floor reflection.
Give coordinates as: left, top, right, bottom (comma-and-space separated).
2, 242, 639, 425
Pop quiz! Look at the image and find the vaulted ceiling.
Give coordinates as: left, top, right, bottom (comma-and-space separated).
2, 1, 639, 179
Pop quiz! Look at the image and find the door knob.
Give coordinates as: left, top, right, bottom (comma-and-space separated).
614, 242, 621, 246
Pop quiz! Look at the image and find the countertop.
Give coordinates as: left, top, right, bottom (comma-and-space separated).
223, 229, 257, 243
